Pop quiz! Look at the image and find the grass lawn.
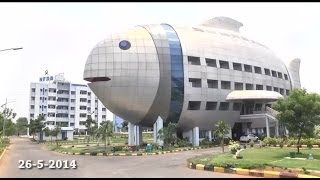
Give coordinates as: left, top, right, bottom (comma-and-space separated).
188, 147, 320, 171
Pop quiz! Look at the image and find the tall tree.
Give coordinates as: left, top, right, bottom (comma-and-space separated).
121, 121, 128, 132
50, 126, 61, 147
85, 116, 96, 143
0, 107, 16, 137
15, 117, 28, 136
98, 121, 113, 152
157, 122, 177, 147
214, 120, 230, 153
273, 89, 320, 153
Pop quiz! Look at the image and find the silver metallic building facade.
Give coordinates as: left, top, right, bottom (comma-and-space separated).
83, 17, 301, 141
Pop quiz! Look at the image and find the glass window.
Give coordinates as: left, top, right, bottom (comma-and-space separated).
102, 108, 106, 111
234, 82, 243, 90
254, 104, 262, 111
256, 84, 263, 90
279, 88, 284, 95
219, 102, 230, 111
264, 68, 271, 76
188, 56, 201, 65
71, 91, 75, 95
273, 87, 279, 92
244, 64, 252, 72
188, 101, 201, 110
80, 98, 87, 102
206, 102, 217, 110
30, 105, 34, 109
102, 115, 106, 119
277, 72, 283, 79
189, 78, 201, 88
286, 89, 290, 96
233, 102, 242, 111
31, 96, 35, 100
205, 58, 216, 67
221, 81, 231, 89
80, 90, 87, 95
71, 99, 75, 103
80, 106, 86, 110
119, 40, 131, 50
233, 63, 242, 71
70, 115, 75, 118
271, 70, 277, 77
254, 66, 262, 74
207, 79, 218, 88
219, 60, 229, 69
80, 113, 87, 118
266, 86, 272, 91
284, 74, 288, 80
246, 83, 253, 90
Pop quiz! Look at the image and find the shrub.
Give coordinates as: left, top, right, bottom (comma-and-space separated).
113, 146, 124, 152
228, 140, 240, 154
177, 138, 192, 148
199, 137, 212, 147
249, 140, 254, 148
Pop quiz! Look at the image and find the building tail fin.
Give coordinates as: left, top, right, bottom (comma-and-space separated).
287, 58, 301, 89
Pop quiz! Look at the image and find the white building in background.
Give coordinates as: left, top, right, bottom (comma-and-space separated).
29, 73, 114, 132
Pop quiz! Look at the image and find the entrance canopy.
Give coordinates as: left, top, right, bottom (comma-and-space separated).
226, 90, 283, 101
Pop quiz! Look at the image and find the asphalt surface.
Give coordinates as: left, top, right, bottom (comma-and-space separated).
0, 137, 251, 178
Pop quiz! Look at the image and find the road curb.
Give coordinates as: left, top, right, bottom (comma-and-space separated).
53, 146, 214, 157
187, 163, 320, 178
0, 147, 8, 161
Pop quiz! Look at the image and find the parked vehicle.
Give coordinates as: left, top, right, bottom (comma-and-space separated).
240, 134, 259, 142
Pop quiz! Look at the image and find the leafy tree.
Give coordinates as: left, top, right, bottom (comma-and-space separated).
273, 89, 320, 153
15, 117, 28, 136
98, 121, 113, 152
43, 127, 51, 143
157, 122, 177, 147
50, 126, 61, 147
315, 125, 320, 138
85, 116, 96, 143
0, 107, 16, 137
214, 120, 230, 153
28, 115, 45, 140
121, 121, 128, 132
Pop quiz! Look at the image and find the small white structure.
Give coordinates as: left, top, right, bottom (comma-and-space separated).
35, 127, 74, 141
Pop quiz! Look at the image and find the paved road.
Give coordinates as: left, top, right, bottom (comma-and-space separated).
0, 137, 251, 178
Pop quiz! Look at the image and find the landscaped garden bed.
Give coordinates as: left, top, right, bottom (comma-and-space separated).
187, 147, 320, 175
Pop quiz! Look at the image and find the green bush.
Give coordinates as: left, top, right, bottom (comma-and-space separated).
228, 140, 240, 154
113, 146, 124, 152
199, 137, 212, 147
176, 138, 192, 148
249, 140, 254, 147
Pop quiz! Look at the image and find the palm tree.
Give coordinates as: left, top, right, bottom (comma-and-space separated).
98, 121, 113, 152
214, 120, 230, 153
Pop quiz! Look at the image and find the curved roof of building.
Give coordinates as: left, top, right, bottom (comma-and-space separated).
226, 90, 283, 101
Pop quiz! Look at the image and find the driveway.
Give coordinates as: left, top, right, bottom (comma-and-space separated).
0, 137, 251, 178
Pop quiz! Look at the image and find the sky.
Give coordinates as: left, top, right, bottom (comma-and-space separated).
0, 2, 319, 120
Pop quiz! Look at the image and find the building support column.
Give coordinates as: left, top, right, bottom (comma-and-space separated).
275, 120, 279, 137
207, 130, 212, 141
153, 116, 164, 146
192, 127, 199, 146
265, 116, 270, 137
128, 122, 142, 146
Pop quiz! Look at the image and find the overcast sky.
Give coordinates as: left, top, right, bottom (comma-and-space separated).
0, 2, 319, 120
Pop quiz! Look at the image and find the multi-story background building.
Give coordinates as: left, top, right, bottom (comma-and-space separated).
29, 73, 114, 132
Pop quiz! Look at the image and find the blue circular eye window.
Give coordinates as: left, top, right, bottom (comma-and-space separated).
119, 40, 131, 50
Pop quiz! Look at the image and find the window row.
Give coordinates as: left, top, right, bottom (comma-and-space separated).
189, 78, 290, 95
188, 101, 264, 111
187, 56, 289, 80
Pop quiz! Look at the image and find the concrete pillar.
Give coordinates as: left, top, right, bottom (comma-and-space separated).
275, 120, 279, 137
128, 122, 142, 146
208, 130, 212, 141
265, 116, 270, 137
153, 116, 164, 146
192, 127, 199, 146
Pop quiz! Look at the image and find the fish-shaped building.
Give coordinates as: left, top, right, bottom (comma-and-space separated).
84, 17, 301, 146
